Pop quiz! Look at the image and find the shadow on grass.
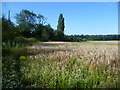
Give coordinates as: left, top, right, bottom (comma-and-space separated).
28, 42, 72, 55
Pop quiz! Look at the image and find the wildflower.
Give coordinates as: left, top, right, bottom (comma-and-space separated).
110, 76, 112, 79
98, 72, 102, 74
78, 68, 81, 71
19, 56, 26, 60
116, 72, 119, 75
92, 64, 96, 67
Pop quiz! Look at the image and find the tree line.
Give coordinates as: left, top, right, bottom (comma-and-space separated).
2, 9, 119, 42
2, 10, 65, 42
66, 34, 120, 41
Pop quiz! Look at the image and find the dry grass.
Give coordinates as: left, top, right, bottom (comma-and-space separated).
21, 41, 119, 88
88, 41, 119, 43
27, 42, 119, 68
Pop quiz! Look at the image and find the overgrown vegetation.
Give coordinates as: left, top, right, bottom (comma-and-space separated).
2, 38, 37, 88
2, 9, 120, 88
2, 10, 119, 42
20, 42, 119, 88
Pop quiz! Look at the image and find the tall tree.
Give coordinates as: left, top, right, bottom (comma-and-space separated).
34, 24, 44, 40
56, 13, 65, 40
37, 14, 46, 25
15, 10, 37, 37
45, 24, 54, 40
2, 17, 17, 42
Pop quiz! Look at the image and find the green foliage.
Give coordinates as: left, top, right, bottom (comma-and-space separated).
19, 56, 119, 88
64, 35, 87, 42
37, 14, 46, 24
56, 13, 65, 41
2, 10, 120, 42
15, 9, 55, 41
45, 24, 55, 40
15, 37, 37, 45
2, 56, 23, 88
33, 24, 43, 39
2, 17, 18, 42
74, 34, 119, 41
15, 10, 36, 38
2, 42, 28, 88
2, 8, 120, 88
2, 34, 37, 88
34, 24, 55, 41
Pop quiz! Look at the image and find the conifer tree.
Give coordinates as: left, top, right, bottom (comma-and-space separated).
56, 13, 65, 40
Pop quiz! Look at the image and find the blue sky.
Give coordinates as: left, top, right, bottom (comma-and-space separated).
2, 2, 118, 35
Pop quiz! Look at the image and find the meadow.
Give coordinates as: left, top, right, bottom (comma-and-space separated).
2, 41, 120, 88
2, 4, 119, 88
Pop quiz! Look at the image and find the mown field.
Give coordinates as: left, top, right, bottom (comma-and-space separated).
3, 41, 120, 88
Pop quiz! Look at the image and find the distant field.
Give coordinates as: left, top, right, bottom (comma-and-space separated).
70, 41, 119, 45
88, 41, 119, 43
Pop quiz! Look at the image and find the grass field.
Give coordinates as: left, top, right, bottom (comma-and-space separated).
3, 41, 120, 88
18, 41, 119, 88
72, 41, 120, 45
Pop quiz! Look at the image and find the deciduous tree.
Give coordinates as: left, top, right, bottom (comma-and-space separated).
15, 10, 37, 37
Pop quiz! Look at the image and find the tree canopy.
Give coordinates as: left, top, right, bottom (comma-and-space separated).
56, 13, 65, 41
2, 9, 119, 42
15, 10, 37, 37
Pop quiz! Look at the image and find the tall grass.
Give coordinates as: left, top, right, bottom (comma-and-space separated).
2, 41, 119, 88
18, 42, 119, 88
2, 37, 38, 88
20, 56, 119, 88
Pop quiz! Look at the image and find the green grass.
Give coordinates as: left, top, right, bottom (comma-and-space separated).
2, 40, 32, 88
2, 41, 119, 88
2, 49, 28, 88
19, 56, 119, 88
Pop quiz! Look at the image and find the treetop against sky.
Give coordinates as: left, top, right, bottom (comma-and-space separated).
2, 2, 118, 35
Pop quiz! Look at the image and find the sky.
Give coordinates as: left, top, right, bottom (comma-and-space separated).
2, 2, 118, 35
